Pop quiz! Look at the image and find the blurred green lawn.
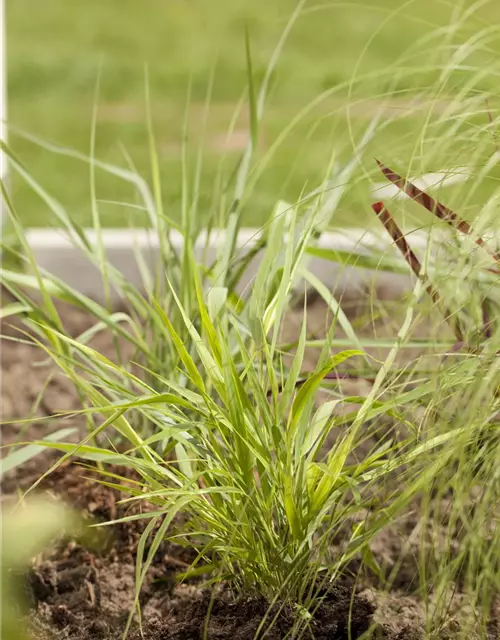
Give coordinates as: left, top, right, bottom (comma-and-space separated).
6, 0, 500, 228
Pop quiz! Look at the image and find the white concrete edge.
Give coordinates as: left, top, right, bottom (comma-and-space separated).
25, 227, 429, 250
24, 227, 428, 302
2, 167, 469, 302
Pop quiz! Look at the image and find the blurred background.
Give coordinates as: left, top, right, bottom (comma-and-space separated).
5, 0, 500, 228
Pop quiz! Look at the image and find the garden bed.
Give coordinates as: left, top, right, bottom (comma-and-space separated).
2, 298, 498, 640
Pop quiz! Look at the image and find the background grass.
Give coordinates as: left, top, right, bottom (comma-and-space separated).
6, 0, 500, 228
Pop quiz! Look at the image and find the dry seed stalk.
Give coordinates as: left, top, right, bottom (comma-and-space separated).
375, 159, 500, 267
372, 201, 463, 343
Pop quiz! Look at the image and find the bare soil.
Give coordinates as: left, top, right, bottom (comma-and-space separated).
1, 297, 498, 639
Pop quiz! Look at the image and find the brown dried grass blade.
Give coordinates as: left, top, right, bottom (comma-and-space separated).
375, 159, 500, 265
482, 301, 493, 340
372, 201, 463, 342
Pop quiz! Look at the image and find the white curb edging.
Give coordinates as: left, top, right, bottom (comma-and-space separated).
25, 227, 427, 302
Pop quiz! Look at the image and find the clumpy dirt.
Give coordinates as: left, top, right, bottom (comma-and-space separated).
12, 462, 376, 640
132, 584, 375, 640
1, 296, 497, 639
22, 463, 196, 640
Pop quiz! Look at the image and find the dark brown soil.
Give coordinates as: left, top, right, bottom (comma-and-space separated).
130, 584, 375, 640
23, 463, 194, 640
1, 299, 498, 639
14, 463, 376, 640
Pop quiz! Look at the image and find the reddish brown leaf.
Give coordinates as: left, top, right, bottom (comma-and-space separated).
372, 201, 463, 343
375, 159, 500, 263
372, 201, 428, 290
482, 301, 493, 339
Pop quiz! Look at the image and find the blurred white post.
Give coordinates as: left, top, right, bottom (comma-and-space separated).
0, 0, 6, 214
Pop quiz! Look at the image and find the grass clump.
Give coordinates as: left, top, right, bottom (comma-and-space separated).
0, 149, 481, 637
2, 163, 422, 630
0, 111, 432, 635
